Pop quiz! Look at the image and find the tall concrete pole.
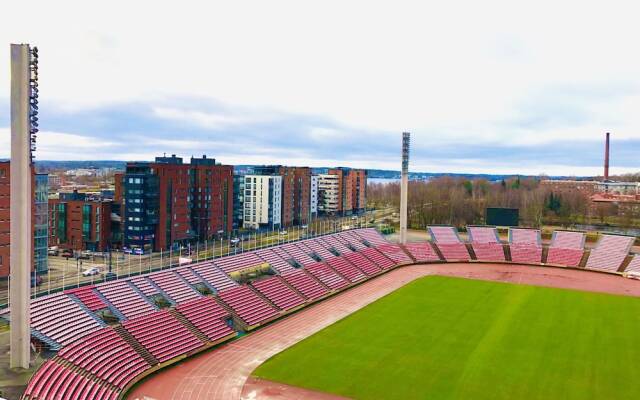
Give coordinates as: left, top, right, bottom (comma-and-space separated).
10, 44, 32, 369
399, 132, 410, 245
604, 132, 610, 182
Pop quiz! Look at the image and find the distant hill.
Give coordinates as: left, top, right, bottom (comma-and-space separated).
30, 161, 581, 181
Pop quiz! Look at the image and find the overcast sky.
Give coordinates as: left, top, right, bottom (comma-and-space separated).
2, 1, 640, 176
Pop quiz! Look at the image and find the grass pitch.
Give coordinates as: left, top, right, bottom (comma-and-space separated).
253, 276, 640, 399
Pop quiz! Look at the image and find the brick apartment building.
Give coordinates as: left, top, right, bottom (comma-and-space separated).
319, 168, 367, 215
122, 155, 233, 252
48, 191, 112, 252
253, 166, 312, 226
0, 161, 48, 278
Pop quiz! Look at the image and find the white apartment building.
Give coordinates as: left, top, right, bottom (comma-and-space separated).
317, 174, 340, 214
243, 175, 282, 230
310, 175, 319, 217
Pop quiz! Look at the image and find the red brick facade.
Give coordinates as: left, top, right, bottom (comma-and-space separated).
0, 161, 36, 278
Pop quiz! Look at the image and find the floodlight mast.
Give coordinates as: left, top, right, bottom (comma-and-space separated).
10, 43, 36, 369
399, 132, 410, 245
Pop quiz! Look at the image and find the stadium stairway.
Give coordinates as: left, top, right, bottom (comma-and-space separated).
113, 325, 159, 366
168, 309, 210, 344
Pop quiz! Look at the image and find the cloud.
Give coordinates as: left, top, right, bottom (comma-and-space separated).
1, 1, 640, 175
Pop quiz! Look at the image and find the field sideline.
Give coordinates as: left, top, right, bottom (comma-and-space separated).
253, 276, 640, 400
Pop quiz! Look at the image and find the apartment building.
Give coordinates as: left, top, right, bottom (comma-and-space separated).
122, 155, 233, 252
319, 168, 367, 215
252, 166, 312, 226
310, 175, 319, 218
232, 174, 245, 229
49, 191, 112, 252
317, 173, 340, 215
0, 161, 48, 278
242, 175, 282, 230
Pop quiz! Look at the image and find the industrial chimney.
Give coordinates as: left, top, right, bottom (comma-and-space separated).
604, 132, 610, 182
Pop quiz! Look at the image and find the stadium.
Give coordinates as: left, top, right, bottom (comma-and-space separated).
9, 224, 640, 399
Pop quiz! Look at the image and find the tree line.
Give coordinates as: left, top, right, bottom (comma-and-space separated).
367, 177, 601, 229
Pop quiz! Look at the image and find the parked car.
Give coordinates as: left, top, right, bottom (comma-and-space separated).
61, 249, 73, 258
279, 230, 288, 235
47, 246, 59, 256
82, 266, 101, 277
77, 250, 92, 259
123, 247, 133, 254
230, 238, 241, 247
133, 248, 144, 256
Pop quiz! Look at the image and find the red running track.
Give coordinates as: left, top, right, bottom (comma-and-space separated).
127, 263, 640, 400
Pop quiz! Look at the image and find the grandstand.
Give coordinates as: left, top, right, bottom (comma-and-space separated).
625, 255, 640, 273
467, 226, 505, 262
508, 228, 543, 264
585, 235, 635, 273
547, 231, 586, 267
17, 226, 640, 400
428, 225, 471, 261
403, 242, 441, 262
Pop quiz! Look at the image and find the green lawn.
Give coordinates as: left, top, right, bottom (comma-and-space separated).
253, 276, 640, 400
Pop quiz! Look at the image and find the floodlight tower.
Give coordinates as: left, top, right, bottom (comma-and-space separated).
399, 132, 410, 245
10, 43, 38, 369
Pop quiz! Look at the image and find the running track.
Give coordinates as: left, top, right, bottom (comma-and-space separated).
127, 263, 640, 400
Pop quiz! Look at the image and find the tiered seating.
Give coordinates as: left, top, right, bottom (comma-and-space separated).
326, 257, 366, 283
428, 226, 463, 243
218, 285, 279, 327
58, 327, 149, 389
122, 310, 202, 363
428, 225, 471, 261
403, 243, 441, 262
271, 246, 307, 267
190, 262, 237, 292
148, 270, 201, 303
281, 243, 319, 265
624, 255, 640, 273
353, 228, 388, 246
129, 276, 159, 297
251, 276, 306, 311
65, 286, 108, 311
23, 360, 116, 400
302, 239, 335, 260
321, 236, 352, 255
175, 297, 235, 342
31, 294, 103, 347
547, 231, 586, 267
436, 243, 471, 261
344, 252, 381, 276
281, 270, 330, 300
509, 228, 542, 264
97, 280, 157, 320
468, 226, 505, 262
585, 235, 635, 272
336, 232, 367, 250
376, 243, 413, 264
360, 247, 396, 269
472, 243, 506, 261
214, 252, 264, 274
176, 267, 204, 286
256, 248, 296, 274
468, 226, 501, 243
305, 262, 350, 290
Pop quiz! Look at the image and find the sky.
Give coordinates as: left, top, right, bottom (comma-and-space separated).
2, 1, 640, 176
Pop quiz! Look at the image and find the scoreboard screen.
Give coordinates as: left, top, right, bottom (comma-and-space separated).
486, 207, 519, 227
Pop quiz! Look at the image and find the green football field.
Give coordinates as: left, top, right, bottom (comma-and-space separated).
253, 276, 640, 400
